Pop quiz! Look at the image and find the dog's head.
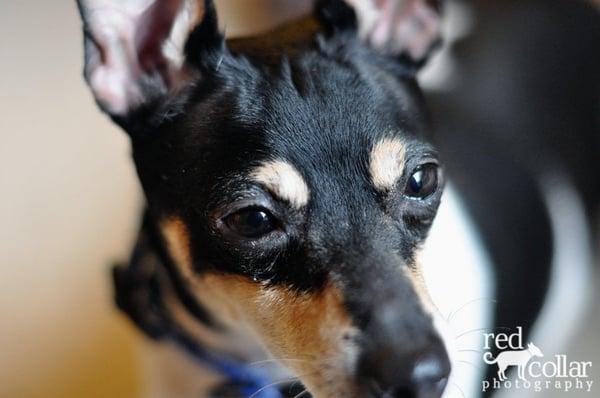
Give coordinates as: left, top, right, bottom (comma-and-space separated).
78, 0, 449, 396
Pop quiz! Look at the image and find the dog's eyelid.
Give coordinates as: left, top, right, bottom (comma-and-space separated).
403, 143, 439, 161
252, 184, 310, 214
401, 153, 439, 177
215, 197, 280, 220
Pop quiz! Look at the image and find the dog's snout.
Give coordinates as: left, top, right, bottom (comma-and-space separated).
358, 337, 450, 398
341, 253, 451, 396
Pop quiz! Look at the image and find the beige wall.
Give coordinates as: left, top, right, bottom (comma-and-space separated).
0, 1, 308, 397
0, 1, 141, 396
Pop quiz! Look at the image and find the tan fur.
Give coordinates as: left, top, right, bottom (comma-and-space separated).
251, 160, 310, 208
192, 274, 358, 396
404, 264, 437, 316
409, 252, 457, 373
159, 216, 358, 397
369, 137, 407, 191
161, 217, 194, 274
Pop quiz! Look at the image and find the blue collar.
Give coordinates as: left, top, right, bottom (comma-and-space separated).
169, 323, 283, 398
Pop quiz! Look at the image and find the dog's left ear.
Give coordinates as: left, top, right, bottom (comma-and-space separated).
76, 0, 223, 126
316, 0, 444, 69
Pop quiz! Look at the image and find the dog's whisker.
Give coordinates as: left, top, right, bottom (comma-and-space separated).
292, 388, 310, 398
247, 358, 312, 367
248, 354, 338, 370
288, 378, 305, 392
248, 376, 300, 398
457, 349, 483, 354
249, 369, 321, 398
445, 297, 497, 323
455, 326, 512, 339
450, 381, 467, 398
457, 359, 480, 370
368, 377, 385, 395
265, 250, 281, 273
282, 379, 306, 391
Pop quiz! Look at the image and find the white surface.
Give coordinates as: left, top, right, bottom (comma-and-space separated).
421, 186, 495, 398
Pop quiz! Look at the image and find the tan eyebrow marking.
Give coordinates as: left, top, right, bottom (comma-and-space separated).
369, 137, 408, 191
250, 160, 310, 208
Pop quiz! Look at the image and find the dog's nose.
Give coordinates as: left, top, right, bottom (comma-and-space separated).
358, 340, 450, 398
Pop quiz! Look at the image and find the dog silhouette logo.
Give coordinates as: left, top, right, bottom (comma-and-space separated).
484, 342, 544, 381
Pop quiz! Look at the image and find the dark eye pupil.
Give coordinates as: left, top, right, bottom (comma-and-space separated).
225, 209, 275, 238
246, 211, 268, 229
405, 164, 438, 199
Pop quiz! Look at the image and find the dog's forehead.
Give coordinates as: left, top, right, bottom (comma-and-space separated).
146, 48, 431, 215
183, 51, 426, 175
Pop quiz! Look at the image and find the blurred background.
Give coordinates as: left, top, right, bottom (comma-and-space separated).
0, 1, 598, 397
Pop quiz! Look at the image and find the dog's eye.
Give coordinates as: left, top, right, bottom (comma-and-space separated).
224, 208, 276, 238
405, 163, 439, 199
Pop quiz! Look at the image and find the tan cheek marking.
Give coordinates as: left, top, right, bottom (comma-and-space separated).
404, 261, 437, 316
190, 274, 356, 395
409, 253, 457, 368
369, 137, 407, 191
251, 160, 310, 208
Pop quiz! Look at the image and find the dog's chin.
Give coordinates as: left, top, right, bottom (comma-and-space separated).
306, 383, 386, 398
298, 371, 396, 398
303, 381, 361, 398
284, 364, 358, 398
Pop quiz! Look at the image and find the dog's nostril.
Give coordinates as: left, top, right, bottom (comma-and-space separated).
412, 355, 449, 386
359, 345, 450, 398
406, 353, 450, 398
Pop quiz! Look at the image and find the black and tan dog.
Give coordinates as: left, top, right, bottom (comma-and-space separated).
76, 0, 598, 397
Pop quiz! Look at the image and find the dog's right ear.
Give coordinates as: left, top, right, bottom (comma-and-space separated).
316, 0, 444, 70
76, 0, 223, 129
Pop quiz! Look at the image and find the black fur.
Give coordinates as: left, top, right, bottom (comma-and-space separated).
184, 0, 224, 69
111, 2, 450, 394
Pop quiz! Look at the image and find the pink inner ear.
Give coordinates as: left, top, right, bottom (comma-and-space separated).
135, 0, 183, 75
83, 0, 152, 115
81, 0, 201, 116
346, 0, 442, 61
